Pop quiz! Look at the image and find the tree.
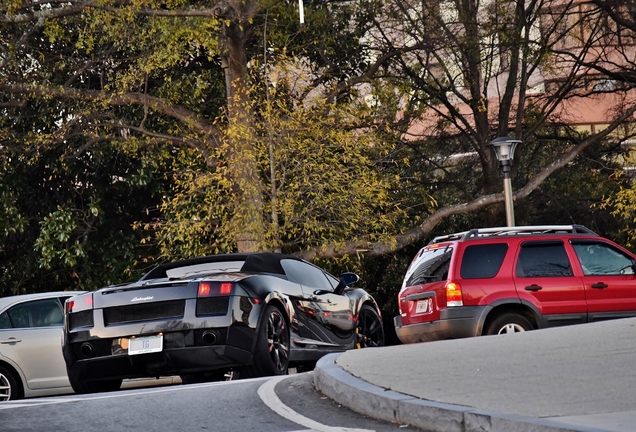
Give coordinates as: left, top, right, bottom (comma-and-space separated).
581, 0, 636, 246
311, 0, 636, 258
0, 126, 181, 295
1, 0, 636, 273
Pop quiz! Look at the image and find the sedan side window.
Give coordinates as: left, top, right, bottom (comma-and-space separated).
4, 299, 64, 329
0, 312, 10, 329
571, 241, 635, 276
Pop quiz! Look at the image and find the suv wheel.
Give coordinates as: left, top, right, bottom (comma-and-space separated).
485, 313, 533, 335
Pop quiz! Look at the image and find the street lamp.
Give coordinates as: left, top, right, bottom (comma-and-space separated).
488, 137, 521, 227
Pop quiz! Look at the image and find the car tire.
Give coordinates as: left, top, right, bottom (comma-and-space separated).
484, 313, 534, 335
355, 304, 385, 348
245, 304, 289, 377
69, 377, 123, 394
0, 365, 22, 401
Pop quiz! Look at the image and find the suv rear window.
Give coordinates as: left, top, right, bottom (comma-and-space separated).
403, 247, 453, 287
460, 243, 508, 278
516, 241, 573, 277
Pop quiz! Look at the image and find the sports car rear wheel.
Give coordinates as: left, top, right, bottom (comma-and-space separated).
356, 305, 385, 348
246, 304, 289, 377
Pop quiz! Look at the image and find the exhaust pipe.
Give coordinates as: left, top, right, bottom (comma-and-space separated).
80, 342, 94, 357
202, 330, 219, 345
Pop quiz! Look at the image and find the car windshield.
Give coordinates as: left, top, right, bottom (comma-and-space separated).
402, 246, 453, 288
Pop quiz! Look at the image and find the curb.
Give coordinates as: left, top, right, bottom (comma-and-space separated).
313, 353, 607, 432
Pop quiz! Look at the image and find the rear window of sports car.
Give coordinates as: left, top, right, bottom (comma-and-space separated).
166, 261, 245, 278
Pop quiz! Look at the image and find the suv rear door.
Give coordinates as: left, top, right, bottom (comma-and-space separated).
513, 240, 587, 327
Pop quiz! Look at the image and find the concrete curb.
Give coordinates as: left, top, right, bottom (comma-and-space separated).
313, 353, 608, 432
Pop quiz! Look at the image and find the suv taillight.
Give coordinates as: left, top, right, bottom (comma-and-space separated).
445, 282, 463, 307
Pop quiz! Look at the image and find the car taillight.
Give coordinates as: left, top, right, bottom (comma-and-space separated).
66, 293, 93, 313
198, 282, 234, 297
446, 282, 463, 307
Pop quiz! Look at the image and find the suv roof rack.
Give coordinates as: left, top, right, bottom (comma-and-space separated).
430, 225, 598, 244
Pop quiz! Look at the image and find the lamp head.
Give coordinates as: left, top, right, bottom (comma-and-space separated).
488, 137, 521, 164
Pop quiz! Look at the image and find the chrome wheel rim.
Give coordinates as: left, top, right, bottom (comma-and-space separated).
498, 323, 526, 334
0, 372, 11, 402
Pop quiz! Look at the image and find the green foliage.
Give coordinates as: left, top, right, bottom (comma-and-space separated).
0, 119, 185, 295
149, 59, 408, 259
600, 148, 636, 249
0, 0, 633, 347
35, 206, 85, 269
0, 190, 27, 237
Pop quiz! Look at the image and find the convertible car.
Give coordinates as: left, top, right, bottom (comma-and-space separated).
63, 253, 384, 393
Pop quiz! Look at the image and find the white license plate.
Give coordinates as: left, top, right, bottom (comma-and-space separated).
128, 335, 163, 356
415, 299, 431, 314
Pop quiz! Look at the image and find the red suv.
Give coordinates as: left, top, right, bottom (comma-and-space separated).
394, 225, 636, 344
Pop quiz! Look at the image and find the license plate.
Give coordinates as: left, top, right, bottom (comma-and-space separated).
415, 299, 431, 314
128, 335, 163, 355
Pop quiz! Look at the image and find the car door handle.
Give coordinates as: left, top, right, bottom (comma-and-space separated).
591, 283, 608, 289
525, 285, 542, 291
0, 338, 22, 344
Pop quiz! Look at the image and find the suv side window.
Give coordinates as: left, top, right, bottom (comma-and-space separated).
516, 241, 573, 277
571, 241, 635, 275
460, 243, 508, 279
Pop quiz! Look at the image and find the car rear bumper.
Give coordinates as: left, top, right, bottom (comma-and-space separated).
393, 306, 490, 344
63, 324, 258, 383
65, 344, 254, 383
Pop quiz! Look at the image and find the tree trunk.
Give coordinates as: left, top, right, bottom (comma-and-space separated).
220, 3, 266, 252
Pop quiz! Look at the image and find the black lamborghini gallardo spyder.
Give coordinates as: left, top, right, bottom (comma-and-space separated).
62, 253, 384, 393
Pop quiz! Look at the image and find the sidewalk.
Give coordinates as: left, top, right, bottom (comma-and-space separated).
313, 317, 636, 432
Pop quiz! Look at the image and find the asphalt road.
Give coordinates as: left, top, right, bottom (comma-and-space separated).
0, 373, 420, 432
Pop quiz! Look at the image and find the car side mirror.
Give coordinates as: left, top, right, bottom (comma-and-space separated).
334, 272, 359, 295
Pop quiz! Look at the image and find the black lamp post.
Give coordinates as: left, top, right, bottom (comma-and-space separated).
488, 137, 521, 227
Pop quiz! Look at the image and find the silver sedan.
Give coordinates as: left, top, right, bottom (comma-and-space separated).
0, 291, 85, 401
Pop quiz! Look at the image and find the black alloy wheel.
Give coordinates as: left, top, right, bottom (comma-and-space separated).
248, 305, 290, 377
356, 304, 385, 348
